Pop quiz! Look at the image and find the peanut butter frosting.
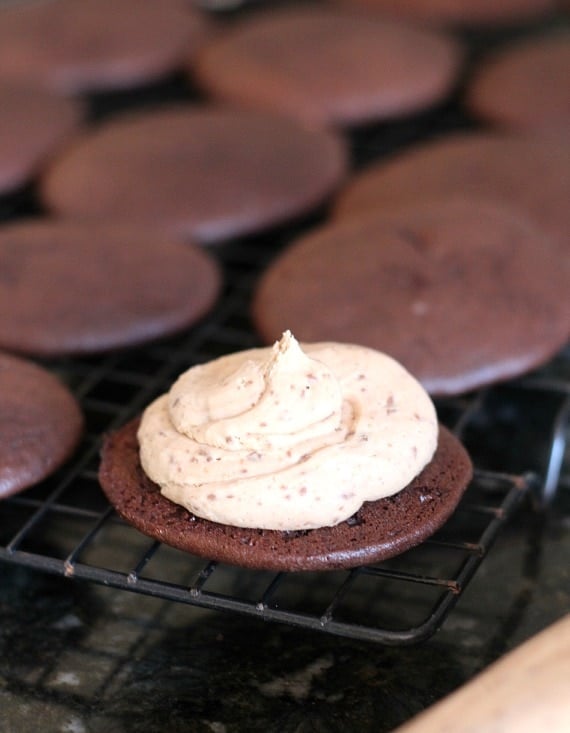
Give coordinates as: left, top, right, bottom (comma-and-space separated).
137, 332, 438, 530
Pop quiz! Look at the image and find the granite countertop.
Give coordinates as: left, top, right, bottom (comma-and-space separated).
1, 495, 568, 733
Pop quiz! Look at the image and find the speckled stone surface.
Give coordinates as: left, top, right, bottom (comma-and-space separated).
1, 498, 568, 733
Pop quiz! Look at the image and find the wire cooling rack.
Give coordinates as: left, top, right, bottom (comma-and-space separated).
1, 5, 569, 642
2, 229, 567, 644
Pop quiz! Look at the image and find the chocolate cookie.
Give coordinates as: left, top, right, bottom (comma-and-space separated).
0, 0, 211, 94
39, 106, 348, 244
0, 221, 222, 357
334, 0, 557, 26
98, 418, 472, 571
0, 352, 84, 498
252, 199, 570, 395
193, 6, 463, 128
334, 134, 570, 251
0, 82, 83, 195
465, 33, 570, 132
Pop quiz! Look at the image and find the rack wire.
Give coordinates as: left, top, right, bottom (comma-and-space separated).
1, 7, 569, 643
2, 230, 566, 644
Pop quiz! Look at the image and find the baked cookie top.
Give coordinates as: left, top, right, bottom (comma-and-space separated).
193, 5, 463, 128
466, 33, 570, 133
40, 106, 348, 244
0, 81, 83, 194
0, 352, 84, 498
0, 221, 222, 357
253, 199, 570, 395
0, 0, 212, 94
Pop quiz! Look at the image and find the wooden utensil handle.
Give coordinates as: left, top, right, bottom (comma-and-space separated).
393, 614, 570, 733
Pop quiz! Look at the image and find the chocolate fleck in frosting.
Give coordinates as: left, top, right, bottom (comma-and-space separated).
0, 352, 84, 498
99, 419, 472, 571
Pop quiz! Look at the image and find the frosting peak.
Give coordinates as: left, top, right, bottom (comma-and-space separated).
169, 331, 343, 451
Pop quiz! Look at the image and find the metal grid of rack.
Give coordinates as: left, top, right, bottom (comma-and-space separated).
1, 5, 569, 644
2, 230, 567, 643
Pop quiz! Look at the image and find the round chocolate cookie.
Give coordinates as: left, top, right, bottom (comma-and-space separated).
39, 106, 348, 244
334, 0, 557, 26
0, 82, 83, 195
0, 352, 84, 498
334, 133, 570, 251
465, 33, 570, 133
252, 199, 570, 395
193, 6, 463, 128
99, 418, 472, 571
0, 221, 222, 357
0, 0, 211, 94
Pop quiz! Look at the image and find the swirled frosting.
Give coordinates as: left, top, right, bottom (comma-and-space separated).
138, 331, 438, 530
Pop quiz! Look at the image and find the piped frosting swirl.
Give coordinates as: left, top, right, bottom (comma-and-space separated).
138, 332, 438, 530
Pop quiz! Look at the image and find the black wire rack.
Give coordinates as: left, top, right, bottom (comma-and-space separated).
1, 4, 569, 645
2, 227, 568, 644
